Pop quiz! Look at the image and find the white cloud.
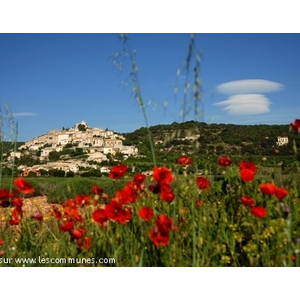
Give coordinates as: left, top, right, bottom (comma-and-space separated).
216, 79, 284, 95
12, 112, 37, 117
214, 94, 271, 115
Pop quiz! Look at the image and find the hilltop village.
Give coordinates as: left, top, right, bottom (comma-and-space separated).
11, 121, 138, 176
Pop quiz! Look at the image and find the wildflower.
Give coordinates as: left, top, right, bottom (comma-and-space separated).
0, 188, 12, 200
51, 205, 62, 221
0, 250, 4, 257
149, 225, 170, 247
177, 155, 193, 167
290, 254, 297, 261
160, 183, 175, 202
138, 207, 154, 221
92, 185, 103, 195
72, 227, 86, 239
63, 200, 83, 222
12, 197, 23, 208
251, 206, 267, 218
149, 183, 161, 194
274, 187, 289, 200
218, 155, 232, 167
105, 200, 131, 224
290, 119, 300, 134
13, 178, 35, 194
259, 183, 276, 195
0, 239, 4, 246
239, 161, 257, 182
0, 189, 12, 208
115, 182, 138, 204
196, 176, 210, 191
196, 200, 203, 207
59, 220, 75, 232
109, 164, 128, 179
133, 174, 146, 191
153, 166, 173, 184
149, 214, 175, 247
76, 236, 92, 250
75, 194, 92, 206
240, 196, 255, 207
92, 209, 108, 226
9, 207, 22, 225
31, 211, 43, 221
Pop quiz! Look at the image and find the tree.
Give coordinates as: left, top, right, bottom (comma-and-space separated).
78, 124, 86, 131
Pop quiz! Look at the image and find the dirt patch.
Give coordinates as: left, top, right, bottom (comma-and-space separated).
0, 196, 54, 231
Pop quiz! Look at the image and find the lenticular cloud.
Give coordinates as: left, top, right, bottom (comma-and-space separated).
216, 79, 284, 95
214, 79, 284, 115
215, 94, 271, 115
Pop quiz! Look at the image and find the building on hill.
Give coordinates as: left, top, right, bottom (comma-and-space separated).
16, 121, 138, 172
276, 136, 288, 146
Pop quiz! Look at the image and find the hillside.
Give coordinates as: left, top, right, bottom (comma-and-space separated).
122, 121, 300, 168
3, 120, 300, 177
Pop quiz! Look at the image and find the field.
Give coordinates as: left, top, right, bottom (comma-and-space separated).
0, 156, 299, 267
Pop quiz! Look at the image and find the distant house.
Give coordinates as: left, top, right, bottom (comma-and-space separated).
276, 136, 288, 146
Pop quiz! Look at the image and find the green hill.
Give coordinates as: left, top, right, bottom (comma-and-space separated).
122, 121, 300, 168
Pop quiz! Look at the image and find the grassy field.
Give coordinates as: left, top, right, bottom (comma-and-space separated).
0, 159, 299, 267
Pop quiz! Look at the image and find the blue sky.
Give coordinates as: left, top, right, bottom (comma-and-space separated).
0, 33, 300, 142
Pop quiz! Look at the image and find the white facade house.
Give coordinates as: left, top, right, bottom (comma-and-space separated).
276, 136, 288, 146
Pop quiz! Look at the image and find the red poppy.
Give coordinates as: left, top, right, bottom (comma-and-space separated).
150, 217, 170, 245
153, 166, 173, 184
0, 239, 4, 246
105, 200, 131, 224
196, 200, 203, 207
92, 185, 103, 195
240, 196, 255, 207
92, 209, 108, 226
115, 183, 138, 205
239, 161, 257, 172
196, 176, 210, 191
218, 155, 232, 167
76, 236, 92, 250
274, 187, 289, 200
259, 183, 276, 195
31, 211, 43, 221
133, 174, 146, 191
240, 169, 255, 182
156, 214, 175, 231
239, 161, 257, 182
159, 183, 175, 202
149, 214, 175, 247
12, 197, 23, 208
59, 220, 75, 232
251, 206, 267, 218
0, 250, 4, 257
161, 190, 175, 202
13, 178, 35, 194
149, 225, 170, 247
9, 207, 22, 225
177, 155, 193, 167
0, 188, 12, 200
51, 205, 62, 221
109, 164, 128, 179
62, 199, 83, 222
75, 194, 92, 206
72, 227, 86, 239
149, 183, 161, 194
290, 119, 300, 134
138, 207, 154, 221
